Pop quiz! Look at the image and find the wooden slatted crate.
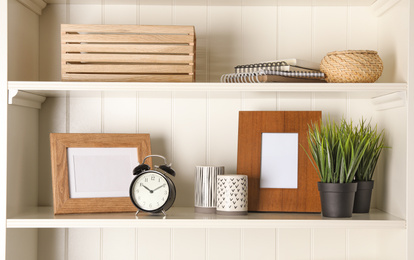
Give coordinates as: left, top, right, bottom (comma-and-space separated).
61, 24, 196, 82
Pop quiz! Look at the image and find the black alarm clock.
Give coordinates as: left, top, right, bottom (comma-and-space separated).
129, 155, 176, 215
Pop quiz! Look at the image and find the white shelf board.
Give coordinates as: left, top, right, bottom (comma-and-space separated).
8, 81, 407, 99
7, 207, 405, 229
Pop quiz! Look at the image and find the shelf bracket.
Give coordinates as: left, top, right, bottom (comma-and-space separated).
16, 0, 47, 15
8, 89, 47, 110
371, 91, 406, 111
371, 0, 402, 17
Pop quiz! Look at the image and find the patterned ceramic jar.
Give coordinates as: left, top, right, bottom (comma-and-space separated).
216, 175, 248, 215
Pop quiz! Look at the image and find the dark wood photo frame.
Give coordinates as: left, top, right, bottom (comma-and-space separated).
237, 111, 321, 213
50, 133, 151, 214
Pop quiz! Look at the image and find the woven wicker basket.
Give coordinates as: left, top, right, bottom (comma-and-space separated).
320, 50, 383, 83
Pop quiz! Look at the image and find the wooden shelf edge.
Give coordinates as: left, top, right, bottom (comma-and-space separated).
7, 207, 406, 229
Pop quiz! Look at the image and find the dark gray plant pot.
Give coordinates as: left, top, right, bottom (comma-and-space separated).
353, 180, 374, 213
318, 182, 358, 218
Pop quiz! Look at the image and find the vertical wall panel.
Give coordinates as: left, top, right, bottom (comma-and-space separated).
278, 228, 311, 260
208, 92, 241, 172
313, 228, 346, 260
242, 228, 276, 260
277, 6, 312, 61
172, 228, 206, 260
348, 229, 406, 260
278, 6, 312, 61
242, 92, 277, 111
208, 228, 241, 260
279, 93, 312, 111
102, 228, 136, 260
314, 93, 347, 122
102, 92, 137, 134
138, 92, 172, 159
140, 0, 173, 25
347, 98, 373, 122
69, 4, 102, 24
173, 92, 207, 206
208, 2, 242, 82
137, 228, 171, 260
104, 0, 137, 25
348, 7, 377, 51
313, 6, 347, 62
68, 228, 101, 260
69, 94, 102, 133
38, 229, 66, 260
241, 1, 277, 64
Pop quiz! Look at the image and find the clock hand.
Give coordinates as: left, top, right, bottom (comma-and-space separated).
142, 184, 153, 193
153, 184, 166, 192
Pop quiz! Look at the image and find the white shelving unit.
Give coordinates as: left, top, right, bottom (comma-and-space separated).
2, 0, 413, 259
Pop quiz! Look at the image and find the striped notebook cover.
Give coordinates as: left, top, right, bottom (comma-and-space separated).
221, 70, 326, 83
234, 59, 321, 73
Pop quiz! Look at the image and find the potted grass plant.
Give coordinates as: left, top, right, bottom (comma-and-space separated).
353, 119, 386, 213
306, 117, 370, 218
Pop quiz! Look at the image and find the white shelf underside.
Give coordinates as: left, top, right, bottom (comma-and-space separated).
7, 207, 405, 229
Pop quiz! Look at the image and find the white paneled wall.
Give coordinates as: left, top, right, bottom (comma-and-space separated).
39, 3, 386, 82
29, 227, 405, 260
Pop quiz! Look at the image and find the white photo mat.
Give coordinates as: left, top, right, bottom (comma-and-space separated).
67, 147, 139, 198
260, 133, 299, 189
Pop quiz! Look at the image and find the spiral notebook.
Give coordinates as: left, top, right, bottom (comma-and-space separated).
234, 59, 321, 74
221, 70, 326, 83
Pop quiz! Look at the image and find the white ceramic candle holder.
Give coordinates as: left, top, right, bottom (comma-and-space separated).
216, 175, 248, 215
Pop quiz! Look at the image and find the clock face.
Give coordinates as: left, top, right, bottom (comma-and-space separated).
131, 172, 170, 211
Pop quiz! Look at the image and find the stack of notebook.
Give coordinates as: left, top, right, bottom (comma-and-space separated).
221, 59, 326, 83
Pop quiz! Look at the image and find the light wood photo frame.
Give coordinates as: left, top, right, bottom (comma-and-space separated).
237, 111, 321, 213
50, 133, 151, 214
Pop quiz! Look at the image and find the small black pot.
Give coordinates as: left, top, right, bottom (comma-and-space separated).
318, 182, 358, 218
353, 180, 374, 213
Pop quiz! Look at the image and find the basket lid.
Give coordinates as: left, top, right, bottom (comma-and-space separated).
326, 50, 378, 56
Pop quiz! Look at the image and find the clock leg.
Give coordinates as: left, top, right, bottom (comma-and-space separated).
162, 210, 166, 216
135, 210, 140, 216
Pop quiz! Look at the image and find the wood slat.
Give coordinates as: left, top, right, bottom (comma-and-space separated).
62, 64, 193, 74
62, 24, 195, 35
62, 34, 194, 44
61, 74, 194, 82
62, 44, 194, 54
62, 54, 194, 64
